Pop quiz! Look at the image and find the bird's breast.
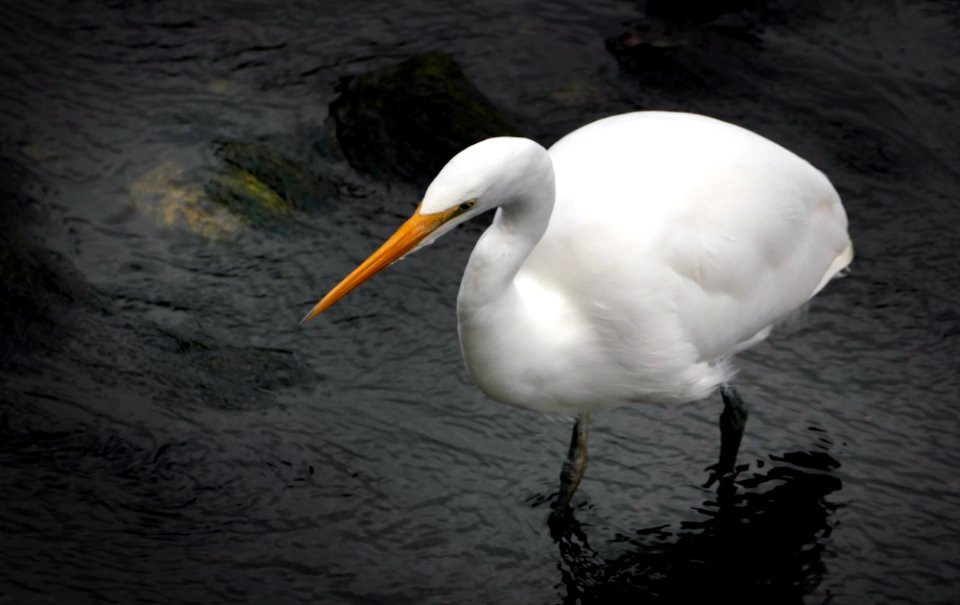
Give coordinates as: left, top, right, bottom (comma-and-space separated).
456, 278, 605, 415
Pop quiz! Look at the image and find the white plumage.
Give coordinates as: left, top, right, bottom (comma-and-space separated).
442, 112, 851, 413
304, 110, 852, 508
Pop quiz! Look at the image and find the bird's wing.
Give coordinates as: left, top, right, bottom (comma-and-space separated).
536, 112, 852, 365
655, 160, 852, 361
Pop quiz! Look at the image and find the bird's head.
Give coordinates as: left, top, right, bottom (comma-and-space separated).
301, 136, 549, 323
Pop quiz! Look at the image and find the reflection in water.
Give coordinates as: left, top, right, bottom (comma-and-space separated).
550, 448, 842, 603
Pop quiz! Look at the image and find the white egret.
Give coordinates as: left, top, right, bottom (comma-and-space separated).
303, 111, 853, 511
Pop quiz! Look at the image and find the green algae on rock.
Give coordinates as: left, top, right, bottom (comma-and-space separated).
211, 141, 333, 212
130, 143, 332, 238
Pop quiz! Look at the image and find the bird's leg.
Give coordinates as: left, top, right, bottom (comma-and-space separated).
704, 385, 750, 488
717, 384, 749, 477
554, 413, 590, 513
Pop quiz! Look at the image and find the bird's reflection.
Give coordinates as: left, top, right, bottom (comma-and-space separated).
547, 447, 842, 604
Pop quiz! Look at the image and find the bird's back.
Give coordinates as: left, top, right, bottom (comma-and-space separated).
516, 111, 852, 405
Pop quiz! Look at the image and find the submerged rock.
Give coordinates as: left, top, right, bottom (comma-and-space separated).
611, 0, 823, 82
211, 141, 333, 213
0, 156, 90, 364
608, 0, 816, 91
130, 142, 333, 238
130, 159, 245, 238
154, 326, 310, 407
0, 234, 76, 361
606, 14, 765, 93
642, 0, 820, 25
329, 52, 519, 186
644, 0, 767, 24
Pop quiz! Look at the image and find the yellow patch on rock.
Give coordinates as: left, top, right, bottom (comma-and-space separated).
130, 160, 245, 239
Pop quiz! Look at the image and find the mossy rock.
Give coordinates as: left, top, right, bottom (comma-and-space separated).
204, 165, 293, 227
130, 159, 246, 238
130, 143, 333, 238
329, 52, 519, 186
211, 141, 333, 212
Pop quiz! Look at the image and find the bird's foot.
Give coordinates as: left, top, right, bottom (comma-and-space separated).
548, 503, 573, 534
547, 501, 589, 543
702, 461, 748, 489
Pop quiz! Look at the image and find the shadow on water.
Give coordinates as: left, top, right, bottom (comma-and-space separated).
548, 448, 842, 604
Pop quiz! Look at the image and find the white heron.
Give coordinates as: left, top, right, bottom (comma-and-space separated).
302, 111, 853, 511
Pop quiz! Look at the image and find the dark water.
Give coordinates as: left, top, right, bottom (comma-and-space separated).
1, 0, 959, 603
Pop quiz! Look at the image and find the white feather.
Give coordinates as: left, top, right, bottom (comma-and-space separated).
438, 112, 852, 415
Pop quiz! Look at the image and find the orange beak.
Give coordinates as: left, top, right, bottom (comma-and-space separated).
301, 206, 450, 323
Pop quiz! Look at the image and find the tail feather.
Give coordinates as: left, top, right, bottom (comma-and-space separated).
812, 239, 854, 296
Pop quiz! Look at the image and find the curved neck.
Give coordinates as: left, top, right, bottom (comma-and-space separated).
458, 170, 555, 310
454, 154, 557, 407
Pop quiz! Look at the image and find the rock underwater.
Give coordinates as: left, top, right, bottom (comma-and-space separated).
328, 52, 519, 187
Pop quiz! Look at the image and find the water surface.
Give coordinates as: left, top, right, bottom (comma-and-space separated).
1, 0, 958, 603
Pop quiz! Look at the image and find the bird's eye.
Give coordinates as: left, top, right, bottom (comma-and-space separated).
459, 200, 476, 212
